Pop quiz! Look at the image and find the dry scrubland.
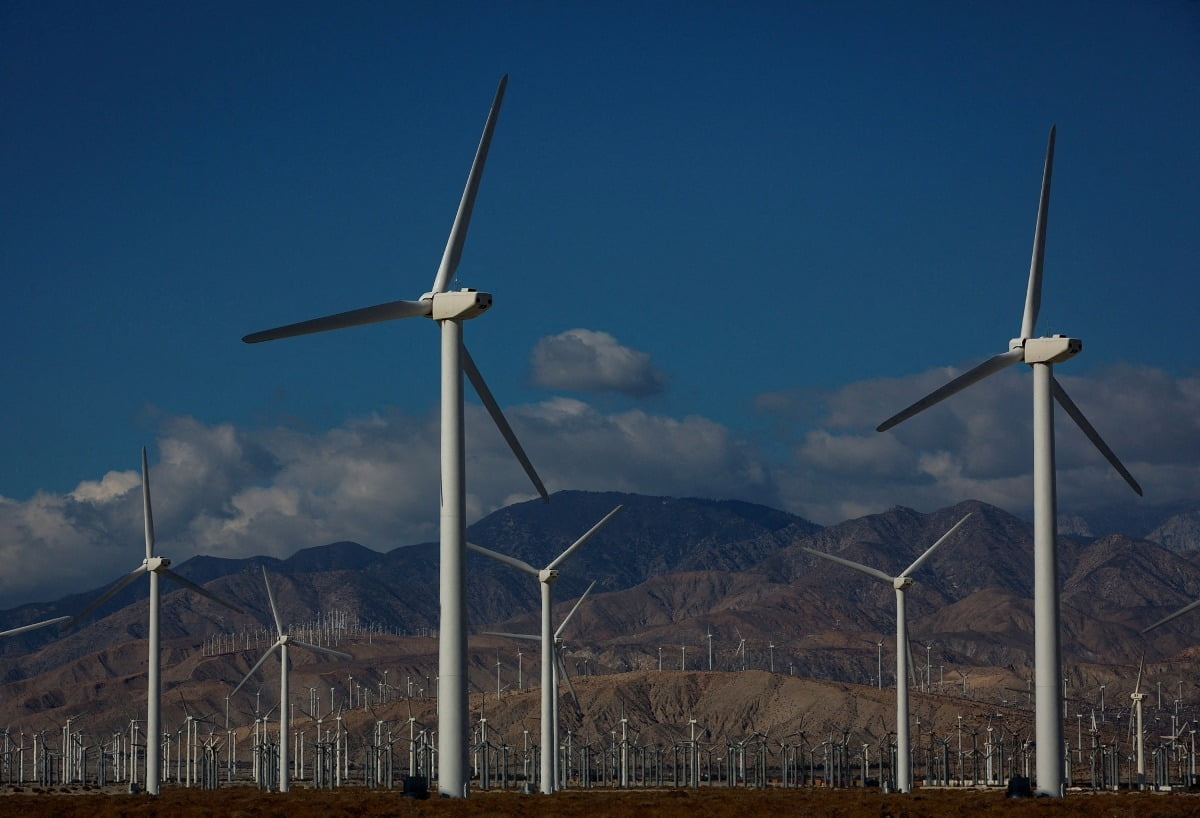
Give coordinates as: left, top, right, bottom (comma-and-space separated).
4, 786, 1200, 818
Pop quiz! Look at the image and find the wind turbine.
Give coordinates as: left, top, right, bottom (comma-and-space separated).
874, 128, 1142, 796
230, 566, 351, 793
803, 512, 971, 793
484, 582, 596, 793
1130, 654, 1147, 789
470, 504, 620, 792
64, 448, 241, 795
241, 75, 548, 797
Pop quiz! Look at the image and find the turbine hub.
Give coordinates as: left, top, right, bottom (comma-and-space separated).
431, 289, 492, 321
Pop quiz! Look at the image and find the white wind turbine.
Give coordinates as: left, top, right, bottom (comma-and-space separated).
230, 566, 351, 793
804, 513, 971, 793
241, 75, 548, 798
65, 448, 242, 795
1130, 654, 1147, 789
469, 505, 620, 793
483, 583, 596, 793
875, 127, 1142, 796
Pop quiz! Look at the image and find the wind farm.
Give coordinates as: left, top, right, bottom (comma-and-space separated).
3, 3, 1199, 817
4, 493, 1200, 813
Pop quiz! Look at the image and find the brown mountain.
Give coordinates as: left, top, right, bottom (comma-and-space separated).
1, 492, 1199, 751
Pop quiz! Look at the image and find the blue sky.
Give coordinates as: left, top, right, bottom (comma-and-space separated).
2, 2, 1198, 605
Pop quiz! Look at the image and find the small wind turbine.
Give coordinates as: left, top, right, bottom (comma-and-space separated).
483, 580, 597, 793
470, 504, 620, 793
804, 513, 971, 793
875, 128, 1142, 797
241, 75, 547, 798
1130, 654, 1147, 789
64, 448, 241, 795
230, 566, 351, 793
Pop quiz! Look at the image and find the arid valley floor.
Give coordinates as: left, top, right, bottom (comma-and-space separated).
4, 785, 1200, 818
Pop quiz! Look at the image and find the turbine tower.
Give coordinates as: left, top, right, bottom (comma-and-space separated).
65, 448, 242, 795
804, 513, 971, 793
230, 566, 351, 793
1130, 654, 1146, 789
470, 505, 621, 792
241, 76, 547, 797
875, 128, 1141, 796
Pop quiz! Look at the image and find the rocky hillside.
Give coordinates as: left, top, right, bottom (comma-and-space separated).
2, 491, 1200, 744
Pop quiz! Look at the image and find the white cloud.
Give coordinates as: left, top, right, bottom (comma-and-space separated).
529, 329, 666, 397
767, 364, 1200, 524
69, 469, 140, 503
0, 364, 1194, 607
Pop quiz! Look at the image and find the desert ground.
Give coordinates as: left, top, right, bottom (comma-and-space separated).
4, 785, 1200, 818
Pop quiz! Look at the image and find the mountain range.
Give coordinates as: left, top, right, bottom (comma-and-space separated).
2, 490, 1199, 744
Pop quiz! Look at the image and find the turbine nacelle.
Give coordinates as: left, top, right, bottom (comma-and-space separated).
539, 568, 559, 584
1022, 335, 1081, 365
893, 576, 914, 591
430, 289, 492, 321
145, 556, 169, 572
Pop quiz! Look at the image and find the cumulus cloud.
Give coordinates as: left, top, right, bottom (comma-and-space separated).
529, 329, 666, 397
766, 364, 1200, 525
0, 363, 1195, 607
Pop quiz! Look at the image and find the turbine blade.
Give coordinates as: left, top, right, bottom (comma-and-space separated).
430, 75, 507, 295
65, 565, 149, 629
1142, 596, 1200, 634
462, 345, 549, 501
466, 542, 539, 577
555, 581, 597, 639
546, 505, 623, 572
877, 349, 1023, 432
141, 448, 155, 560
1020, 126, 1056, 340
290, 638, 352, 661
900, 513, 973, 578
159, 568, 244, 614
906, 634, 917, 688
230, 642, 282, 698
556, 648, 579, 709
242, 299, 431, 344
802, 547, 895, 586
0, 616, 71, 639
261, 566, 284, 636
1133, 652, 1144, 696
481, 630, 539, 642
1051, 376, 1143, 495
